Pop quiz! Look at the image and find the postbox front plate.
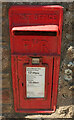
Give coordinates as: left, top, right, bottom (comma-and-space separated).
11, 55, 60, 113
9, 5, 63, 113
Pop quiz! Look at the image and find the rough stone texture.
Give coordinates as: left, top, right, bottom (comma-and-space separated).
2, 73, 10, 88
1, 1, 74, 119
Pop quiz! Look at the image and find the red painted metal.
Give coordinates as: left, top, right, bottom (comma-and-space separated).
9, 5, 63, 113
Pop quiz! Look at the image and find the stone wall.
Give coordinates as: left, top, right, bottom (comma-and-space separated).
2, 2, 74, 119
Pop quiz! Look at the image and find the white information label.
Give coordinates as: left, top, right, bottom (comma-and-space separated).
26, 67, 45, 98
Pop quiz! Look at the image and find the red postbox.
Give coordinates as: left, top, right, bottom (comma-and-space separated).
9, 5, 63, 113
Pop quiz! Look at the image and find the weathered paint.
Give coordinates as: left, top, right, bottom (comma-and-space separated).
9, 5, 63, 113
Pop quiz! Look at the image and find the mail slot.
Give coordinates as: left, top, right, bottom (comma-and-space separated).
9, 5, 63, 113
